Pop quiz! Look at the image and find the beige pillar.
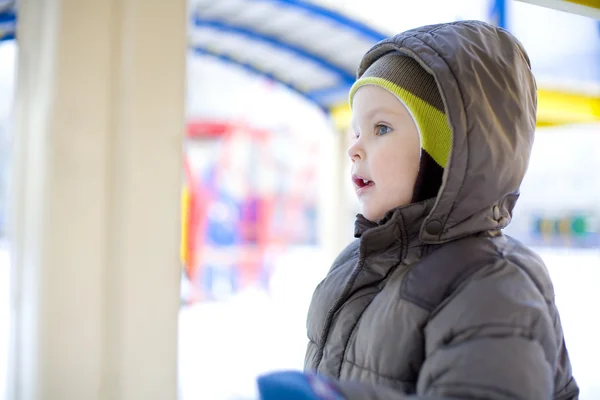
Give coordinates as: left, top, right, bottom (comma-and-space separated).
328, 107, 357, 255
8, 1, 186, 399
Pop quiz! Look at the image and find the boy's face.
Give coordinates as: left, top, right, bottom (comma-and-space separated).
348, 85, 421, 222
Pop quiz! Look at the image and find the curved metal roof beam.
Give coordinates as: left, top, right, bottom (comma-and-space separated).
0, 10, 14, 23
192, 47, 326, 112
267, 0, 386, 42
0, 9, 16, 42
0, 33, 14, 42
192, 17, 355, 84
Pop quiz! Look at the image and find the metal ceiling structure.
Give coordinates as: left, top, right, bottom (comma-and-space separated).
1, 0, 386, 112
1, 0, 599, 126
188, 0, 386, 112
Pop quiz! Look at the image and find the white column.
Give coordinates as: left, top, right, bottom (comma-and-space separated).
8, 1, 186, 399
318, 121, 353, 260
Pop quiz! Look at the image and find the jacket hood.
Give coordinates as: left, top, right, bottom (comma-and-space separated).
357, 20, 537, 244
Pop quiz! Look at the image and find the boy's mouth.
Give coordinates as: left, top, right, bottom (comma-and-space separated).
352, 174, 375, 191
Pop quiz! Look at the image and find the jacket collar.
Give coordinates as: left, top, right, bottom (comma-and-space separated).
354, 199, 435, 262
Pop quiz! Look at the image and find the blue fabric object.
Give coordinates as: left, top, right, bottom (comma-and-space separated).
257, 371, 345, 400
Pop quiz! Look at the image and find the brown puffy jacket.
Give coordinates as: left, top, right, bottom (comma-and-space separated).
304, 20, 579, 400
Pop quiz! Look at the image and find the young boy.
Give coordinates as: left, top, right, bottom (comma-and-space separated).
258, 20, 579, 400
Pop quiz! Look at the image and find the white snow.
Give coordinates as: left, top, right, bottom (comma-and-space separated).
1, 245, 599, 399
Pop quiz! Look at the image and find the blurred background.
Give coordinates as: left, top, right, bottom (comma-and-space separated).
1, 0, 600, 399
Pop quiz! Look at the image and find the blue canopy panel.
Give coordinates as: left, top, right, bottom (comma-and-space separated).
0, 1, 16, 43
189, 0, 386, 112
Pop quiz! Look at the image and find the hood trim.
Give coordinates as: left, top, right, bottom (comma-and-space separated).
357, 21, 536, 245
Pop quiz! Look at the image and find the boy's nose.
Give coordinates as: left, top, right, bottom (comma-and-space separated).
347, 140, 365, 162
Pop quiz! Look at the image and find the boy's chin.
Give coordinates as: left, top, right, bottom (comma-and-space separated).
361, 201, 412, 223
360, 207, 386, 223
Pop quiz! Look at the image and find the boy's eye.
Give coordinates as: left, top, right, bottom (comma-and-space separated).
376, 125, 392, 136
